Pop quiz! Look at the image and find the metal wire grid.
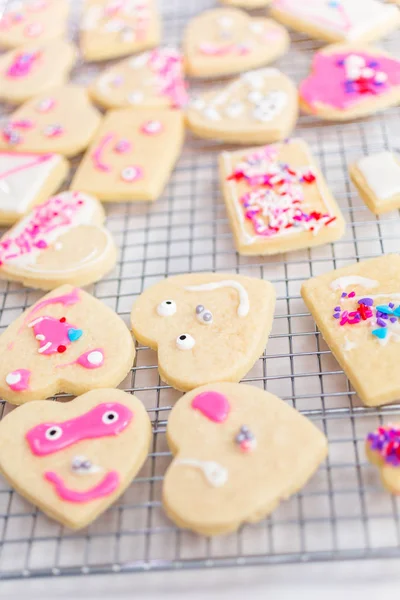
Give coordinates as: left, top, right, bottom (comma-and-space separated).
0, 0, 400, 581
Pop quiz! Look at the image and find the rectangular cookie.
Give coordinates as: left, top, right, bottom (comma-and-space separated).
219, 139, 345, 256
349, 152, 400, 215
301, 255, 400, 407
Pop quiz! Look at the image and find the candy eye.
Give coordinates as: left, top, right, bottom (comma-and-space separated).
102, 410, 119, 425
45, 426, 62, 441
157, 300, 176, 317
176, 333, 195, 350
195, 305, 213, 325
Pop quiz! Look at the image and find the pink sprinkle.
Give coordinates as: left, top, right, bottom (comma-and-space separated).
348, 291, 356, 298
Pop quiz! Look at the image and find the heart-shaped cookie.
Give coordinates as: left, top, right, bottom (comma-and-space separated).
163, 382, 328, 535
80, 0, 161, 61
71, 108, 184, 202
130, 273, 276, 391
0, 39, 76, 104
366, 424, 400, 495
299, 44, 400, 121
187, 68, 298, 144
0, 190, 117, 290
183, 8, 289, 78
0, 0, 70, 49
0, 85, 102, 157
0, 151, 69, 226
89, 47, 188, 110
0, 389, 151, 529
0, 285, 135, 404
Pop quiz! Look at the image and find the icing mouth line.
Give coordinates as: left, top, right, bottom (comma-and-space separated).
44, 470, 119, 503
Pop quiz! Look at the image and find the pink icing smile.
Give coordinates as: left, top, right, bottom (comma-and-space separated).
191, 391, 231, 423
44, 470, 120, 503
300, 51, 400, 111
5, 369, 31, 391
26, 402, 133, 456
91, 133, 114, 172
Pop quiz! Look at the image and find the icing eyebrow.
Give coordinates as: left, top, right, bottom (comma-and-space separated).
184, 280, 249, 317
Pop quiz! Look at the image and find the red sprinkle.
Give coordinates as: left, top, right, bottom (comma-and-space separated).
59, 317, 66, 323
57, 345, 66, 353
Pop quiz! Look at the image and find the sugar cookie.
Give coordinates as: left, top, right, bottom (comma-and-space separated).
220, 139, 346, 256
0, 85, 102, 158
130, 273, 276, 392
299, 44, 400, 121
89, 47, 188, 110
349, 152, 400, 215
0, 0, 70, 49
301, 254, 400, 407
163, 382, 327, 535
0, 191, 117, 290
183, 8, 289, 78
0, 151, 69, 226
270, 0, 400, 44
0, 285, 135, 405
0, 39, 76, 105
80, 0, 161, 62
71, 108, 184, 202
220, 0, 272, 8
186, 68, 297, 144
0, 389, 151, 529
366, 424, 400, 495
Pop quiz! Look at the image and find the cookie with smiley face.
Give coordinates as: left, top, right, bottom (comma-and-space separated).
0, 0, 70, 49
163, 382, 328, 535
0, 389, 151, 529
0, 86, 102, 158
130, 273, 276, 392
0, 285, 135, 405
183, 8, 289, 78
0, 191, 117, 290
0, 39, 76, 105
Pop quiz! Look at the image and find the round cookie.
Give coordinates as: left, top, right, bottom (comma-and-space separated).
163, 382, 328, 535
183, 8, 289, 78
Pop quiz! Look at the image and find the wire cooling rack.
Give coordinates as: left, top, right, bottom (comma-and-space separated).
0, 0, 400, 581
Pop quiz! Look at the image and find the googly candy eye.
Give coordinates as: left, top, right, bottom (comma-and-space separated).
157, 300, 177, 317
121, 165, 143, 183
102, 410, 119, 425
45, 425, 62, 441
176, 333, 195, 350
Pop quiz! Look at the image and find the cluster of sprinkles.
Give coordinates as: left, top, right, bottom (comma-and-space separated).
228, 144, 336, 238
145, 48, 188, 108
339, 54, 388, 96
367, 425, 400, 466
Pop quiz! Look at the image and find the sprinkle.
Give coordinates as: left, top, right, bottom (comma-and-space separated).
57, 345, 67, 353
348, 291, 356, 298
358, 297, 373, 306
333, 313, 340, 319
390, 317, 397, 323
377, 318, 387, 327
59, 317, 66, 323
372, 327, 388, 340
376, 304, 394, 315
334, 306, 340, 311
341, 292, 347, 298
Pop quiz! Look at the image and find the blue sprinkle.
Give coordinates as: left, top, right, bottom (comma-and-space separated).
393, 307, 400, 317
372, 328, 388, 339
68, 328, 83, 342
376, 305, 394, 315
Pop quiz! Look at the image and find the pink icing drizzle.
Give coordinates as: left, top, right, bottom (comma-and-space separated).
44, 470, 120, 503
7, 51, 41, 78
56, 348, 105, 370
28, 315, 76, 355
0, 152, 55, 181
191, 391, 231, 423
91, 133, 114, 172
300, 51, 400, 111
26, 402, 133, 456
5, 368, 31, 391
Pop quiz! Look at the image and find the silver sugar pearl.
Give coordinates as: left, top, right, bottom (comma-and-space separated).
196, 304, 204, 314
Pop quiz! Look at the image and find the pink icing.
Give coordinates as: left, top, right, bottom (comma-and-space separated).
146, 48, 188, 108
44, 470, 119, 503
91, 133, 114, 172
25, 288, 80, 323
56, 348, 105, 370
26, 402, 133, 456
43, 124, 64, 138
140, 120, 163, 135
300, 51, 400, 111
114, 139, 131, 153
0, 152, 55, 181
7, 51, 41, 78
28, 315, 76, 355
5, 369, 31, 391
191, 391, 231, 423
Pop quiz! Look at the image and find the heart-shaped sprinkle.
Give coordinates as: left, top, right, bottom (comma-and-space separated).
67, 328, 83, 342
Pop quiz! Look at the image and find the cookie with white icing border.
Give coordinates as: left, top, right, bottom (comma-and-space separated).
0, 85, 102, 158
71, 108, 184, 202
0, 151, 69, 226
0, 39, 76, 105
0, 190, 117, 290
220, 139, 346, 256
163, 382, 327, 535
0, 0, 70, 50
366, 424, 400, 495
349, 152, 400, 215
186, 68, 297, 144
80, 0, 161, 62
299, 44, 400, 121
0, 389, 151, 529
130, 273, 276, 392
0, 285, 135, 405
183, 8, 289, 79
270, 0, 400, 44
89, 47, 188, 110
301, 254, 400, 407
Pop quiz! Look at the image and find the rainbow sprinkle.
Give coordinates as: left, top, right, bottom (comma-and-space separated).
367, 426, 400, 466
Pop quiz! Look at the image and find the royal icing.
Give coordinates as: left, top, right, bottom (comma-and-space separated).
28, 315, 82, 355
185, 280, 250, 317
357, 153, 400, 201
6, 50, 41, 78
176, 458, 228, 487
5, 368, 31, 391
191, 391, 231, 423
44, 470, 120, 503
330, 276, 378, 291
367, 425, 400, 466
91, 132, 144, 183
300, 51, 400, 111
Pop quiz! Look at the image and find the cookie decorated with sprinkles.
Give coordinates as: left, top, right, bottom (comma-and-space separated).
302, 254, 400, 407
366, 425, 400, 495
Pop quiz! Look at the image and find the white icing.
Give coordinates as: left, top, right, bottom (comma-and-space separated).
87, 351, 103, 365
330, 276, 379, 291
357, 152, 400, 202
273, 0, 398, 41
203, 107, 221, 121
128, 91, 145, 104
225, 101, 244, 118
176, 334, 195, 350
343, 337, 357, 352
176, 459, 228, 487
185, 280, 250, 317
5, 372, 21, 385
0, 153, 63, 215
129, 51, 150, 68
252, 91, 288, 122
157, 300, 176, 317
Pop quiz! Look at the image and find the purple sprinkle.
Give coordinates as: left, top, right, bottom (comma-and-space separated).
341, 292, 347, 298
390, 317, 397, 323
334, 306, 341, 311
376, 311, 383, 318
333, 313, 340, 319
358, 297, 373, 306
389, 303, 395, 309
377, 318, 387, 327
382, 313, 389, 320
